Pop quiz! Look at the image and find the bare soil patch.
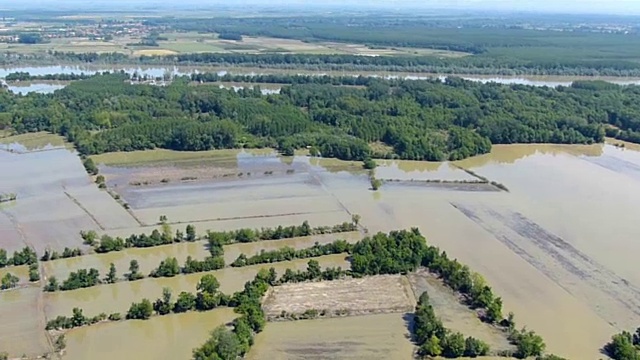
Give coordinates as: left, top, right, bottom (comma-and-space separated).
262, 275, 415, 320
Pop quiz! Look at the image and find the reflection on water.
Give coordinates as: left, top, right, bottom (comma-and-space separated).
64, 308, 237, 360
375, 160, 475, 181
8, 83, 66, 94
454, 143, 604, 169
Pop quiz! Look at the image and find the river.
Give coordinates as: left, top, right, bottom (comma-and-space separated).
2, 65, 640, 94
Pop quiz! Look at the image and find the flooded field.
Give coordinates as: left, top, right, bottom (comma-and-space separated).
44, 254, 350, 319
248, 313, 414, 360
63, 308, 236, 360
3, 130, 640, 359
408, 270, 513, 353
0, 287, 50, 357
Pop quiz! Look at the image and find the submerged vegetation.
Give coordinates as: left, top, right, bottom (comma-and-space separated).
0, 193, 17, 203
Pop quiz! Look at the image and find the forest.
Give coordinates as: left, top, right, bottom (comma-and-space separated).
4, 74, 640, 162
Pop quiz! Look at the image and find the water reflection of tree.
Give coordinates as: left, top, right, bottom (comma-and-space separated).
454, 144, 604, 168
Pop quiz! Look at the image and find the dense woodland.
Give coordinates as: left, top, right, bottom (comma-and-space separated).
4, 74, 640, 161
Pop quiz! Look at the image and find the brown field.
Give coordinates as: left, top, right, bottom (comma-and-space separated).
248, 313, 415, 360
262, 275, 416, 320
0, 287, 50, 357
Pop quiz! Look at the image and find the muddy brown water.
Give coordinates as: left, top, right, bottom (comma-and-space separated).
2, 135, 640, 359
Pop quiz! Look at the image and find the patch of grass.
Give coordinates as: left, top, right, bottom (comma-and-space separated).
90, 148, 243, 166
157, 41, 225, 53
0, 132, 69, 150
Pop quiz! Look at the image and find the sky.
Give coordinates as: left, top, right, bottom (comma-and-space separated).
2, 0, 640, 15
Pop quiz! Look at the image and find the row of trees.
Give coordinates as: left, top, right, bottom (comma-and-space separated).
0, 247, 37, 268
40, 247, 83, 261
0, 273, 19, 290
231, 240, 352, 267
414, 291, 490, 358
83, 220, 355, 255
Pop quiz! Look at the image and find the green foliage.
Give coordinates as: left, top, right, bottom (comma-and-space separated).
108, 313, 122, 321
154, 288, 173, 315
81, 230, 98, 246
0, 249, 7, 268
126, 260, 144, 281
44, 276, 59, 292
173, 292, 197, 313
126, 299, 153, 320
350, 229, 426, 275
464, 336, 490, 357
28, 263, 40, 282
83, 157, 99, 176
510, 328, 546, 359
54, 334, 66, 351
149, 257, 181, 278
1, 273, 19, 290
231, 240, 352, 267
604, 329, 640, 360
10, 247, 37, 266
59, 268, 101, 291
105, 263, 117, 283
41, 247, 82, 261
362, 158, 377, 170
193, 325, 242, 360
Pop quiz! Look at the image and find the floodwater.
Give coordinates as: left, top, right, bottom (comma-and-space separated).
375, 160, 475, 181
248, 313, 414, 360
43, 232, 360, 281
0, 287, 50, 357
63, 308, 237, 360
44, 254, 350, 319
8, 83, 66, 94
4, 130, 640, 358
3, 65, 640, 87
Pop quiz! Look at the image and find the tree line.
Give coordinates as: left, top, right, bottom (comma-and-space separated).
414, 291, 490, 358
8, 73, 638, 164
0, 247, 37, 267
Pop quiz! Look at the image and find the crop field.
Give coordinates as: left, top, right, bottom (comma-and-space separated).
262, 275, 415, 320
248, 313, 415, 360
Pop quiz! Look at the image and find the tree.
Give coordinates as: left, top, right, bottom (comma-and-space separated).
154, 287, 173, 315
174, 291, 196, 313
193, 325, 242, 360
485, 297, 503, 323
351, 214, 361, 226
28, 263, 40, 282
306, 259, 321, 280
370, 177, 382, 191
149, 257, 180, 277
126, 299, 153, 320
197, 274, 220, 294
605, 331, 640, 360
0, 249, 7, 268
71, 308, 87, 327
464, 336, 490, 357
363, 158, 377, 169
44, 276, 59, 292
105, 263, 117, 283
511, 328, 546, 359
83, 158, 99, 176
420, 335, 443, 357
186, 224, 197, 241
1, 273, 18, 290
442, 332, 466, 358
127, 260, 143, 281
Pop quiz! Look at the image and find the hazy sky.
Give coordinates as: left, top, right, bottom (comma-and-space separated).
3, 0, 640, 15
